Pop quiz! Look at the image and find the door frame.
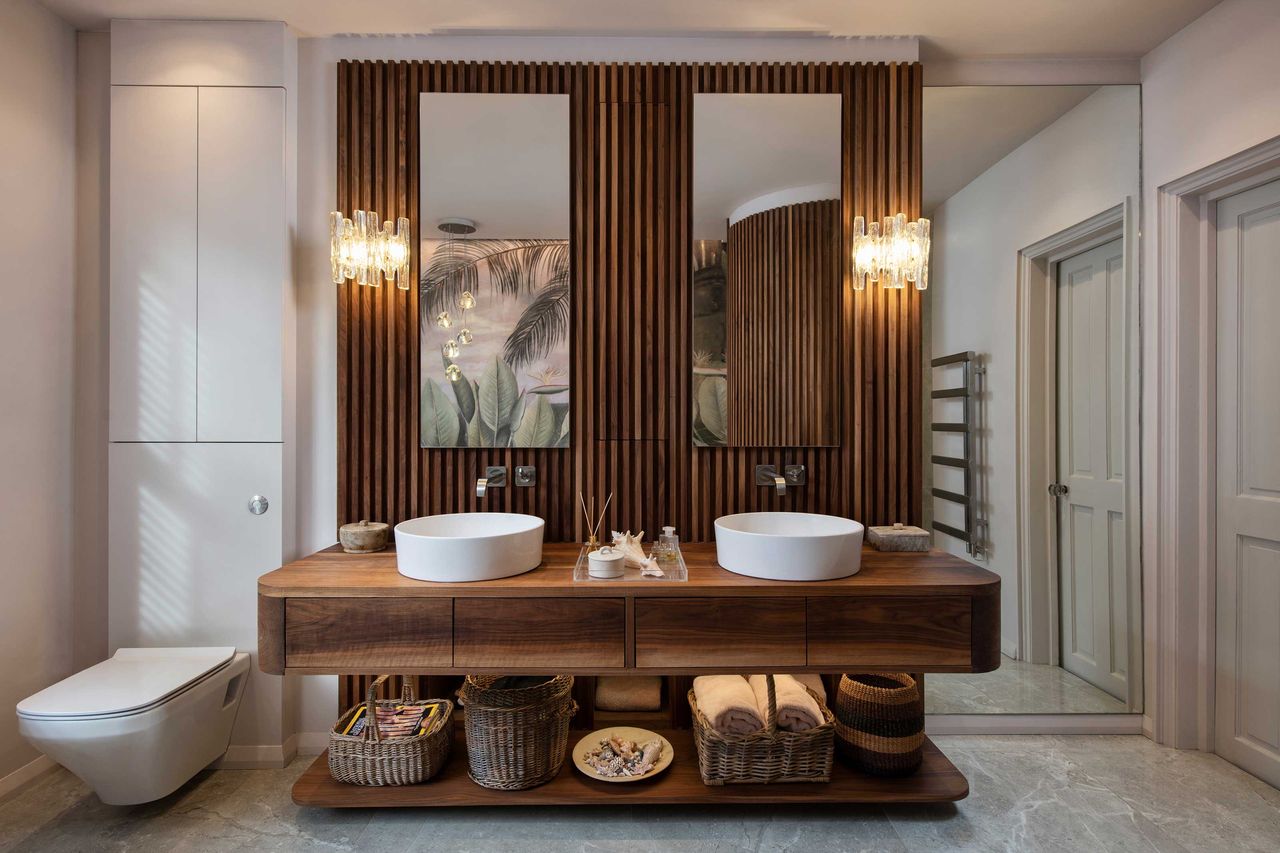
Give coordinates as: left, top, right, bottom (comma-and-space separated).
1147, 135, 1280, 749
1014, 200, 1143, 711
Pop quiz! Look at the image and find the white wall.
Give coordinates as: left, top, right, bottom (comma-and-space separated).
929, 86, 1140, 652
0, 0, 79, 786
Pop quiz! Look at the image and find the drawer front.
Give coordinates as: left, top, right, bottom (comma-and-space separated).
635, 598, 806, 668
285, 598, 452, 668
807, 596, 972, 669
453, 598, 626, 668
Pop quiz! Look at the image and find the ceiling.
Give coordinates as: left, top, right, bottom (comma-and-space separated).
40, 0, 1221, 60
922, 86, 1102, 213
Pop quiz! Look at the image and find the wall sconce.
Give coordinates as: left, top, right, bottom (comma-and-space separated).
851, 213, 931, 291
330, 210, 411, 289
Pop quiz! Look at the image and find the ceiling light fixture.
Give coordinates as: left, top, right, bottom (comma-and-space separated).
851, 213, 930, 291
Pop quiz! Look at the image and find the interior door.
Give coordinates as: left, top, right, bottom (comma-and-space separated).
1056, 237, 1127, 700
1215, 178, 1280, 787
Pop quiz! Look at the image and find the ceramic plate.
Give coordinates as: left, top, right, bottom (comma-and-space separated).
572, 727, 674, 783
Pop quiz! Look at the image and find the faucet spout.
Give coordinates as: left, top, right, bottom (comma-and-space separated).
476, 478, 488, 498
774, 475, 787, 496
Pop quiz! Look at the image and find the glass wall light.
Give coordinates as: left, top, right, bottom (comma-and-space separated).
330, 210, 411, 289
851, 213, 930, 291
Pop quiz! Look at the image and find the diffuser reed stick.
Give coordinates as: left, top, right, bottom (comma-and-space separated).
578, 491, 613, 550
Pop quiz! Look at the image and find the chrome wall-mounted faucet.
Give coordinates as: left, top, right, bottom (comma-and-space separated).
476, 466, 507, 498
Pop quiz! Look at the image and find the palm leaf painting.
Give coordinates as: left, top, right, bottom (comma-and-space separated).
420, 238, 571, 448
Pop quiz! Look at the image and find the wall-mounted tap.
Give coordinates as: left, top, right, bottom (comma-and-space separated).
756, 464, 807, 495
476, 466, 507, 498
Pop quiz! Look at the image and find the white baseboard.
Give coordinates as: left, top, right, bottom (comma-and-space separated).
0, 754, 58, 802
215, 733, 299, 770
926, 713, 1146, 735
297, 731, 328, 756
1000, 637, 1019, 659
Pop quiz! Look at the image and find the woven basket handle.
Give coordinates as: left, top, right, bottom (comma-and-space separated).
363, 675, 391, 743
763, 674, 778, 736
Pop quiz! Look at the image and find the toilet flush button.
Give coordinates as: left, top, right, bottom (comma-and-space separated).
248, 495, 269, 515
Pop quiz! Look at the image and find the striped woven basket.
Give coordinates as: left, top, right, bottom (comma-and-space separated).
833, 673, 924, 777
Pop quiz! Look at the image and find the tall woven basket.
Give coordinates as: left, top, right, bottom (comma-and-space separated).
833, 673, 924, 777
459, 675, 577, 790
328, 675, 453, 786
689, 674, 835, 785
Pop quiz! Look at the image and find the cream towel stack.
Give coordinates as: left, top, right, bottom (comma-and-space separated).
748, 674, 825, 732
692, 675, 764, 735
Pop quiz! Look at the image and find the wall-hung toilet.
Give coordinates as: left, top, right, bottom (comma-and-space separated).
17, 647, 250, 805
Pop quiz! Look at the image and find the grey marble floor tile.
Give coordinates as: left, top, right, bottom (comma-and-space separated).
927, 656, 1128, 715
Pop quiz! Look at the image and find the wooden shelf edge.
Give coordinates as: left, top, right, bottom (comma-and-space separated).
292, 729, 967, 808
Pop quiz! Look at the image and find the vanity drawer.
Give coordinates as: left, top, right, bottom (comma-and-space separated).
284, 598, 453, 668
807, 596, 972, 669
635, 598, 807, 668
453, 598, 626, 668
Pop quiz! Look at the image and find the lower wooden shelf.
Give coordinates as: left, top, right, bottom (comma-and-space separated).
292, 728, 967, 807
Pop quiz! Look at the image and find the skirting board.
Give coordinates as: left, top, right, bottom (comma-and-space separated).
214, 734, 300, 770
927, 714, 1145, 735
0, 754, 57, 803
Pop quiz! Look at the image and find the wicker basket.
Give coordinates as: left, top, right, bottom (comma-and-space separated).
459, 675, 577, 790
689, 675, 835, 785
833, 673, 924, 777
328, 675, 453, 786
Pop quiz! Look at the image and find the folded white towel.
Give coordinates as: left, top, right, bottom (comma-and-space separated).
693, 675, 764, 735
749, 674, 824, 733
793, 673, 827, 704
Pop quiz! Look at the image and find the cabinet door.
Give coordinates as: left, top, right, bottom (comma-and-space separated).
108, 443, 282, 743
197, 87, 285, 441
109, 86, 198, 442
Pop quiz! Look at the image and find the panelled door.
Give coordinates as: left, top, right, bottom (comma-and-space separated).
1055, 237, 1128, 700
1214, 178, 1280, 788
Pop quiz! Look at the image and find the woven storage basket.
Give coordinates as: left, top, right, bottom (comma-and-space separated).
328, 675, 453, 786
833, 673, 924, 777
689, 675, 835, 785
459, 675, 577, 790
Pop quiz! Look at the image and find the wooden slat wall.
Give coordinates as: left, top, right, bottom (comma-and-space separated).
335, 59, 921, 712
726, 199, 841, 447
335, 58, 921, 546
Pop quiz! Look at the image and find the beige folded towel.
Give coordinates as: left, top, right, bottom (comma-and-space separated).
693, 675, 764, 735
749, 674, 824, 733
595, 676, 663, 711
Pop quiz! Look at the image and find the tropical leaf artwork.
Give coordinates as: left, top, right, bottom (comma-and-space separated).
420, 238, 570, 448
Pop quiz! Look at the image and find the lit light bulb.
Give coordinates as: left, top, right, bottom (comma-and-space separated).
458, 328, 473, 345
442, 340, 460, 358
445, 364, 462, 382
436, 311, 452, 329
458, 291, 476, 310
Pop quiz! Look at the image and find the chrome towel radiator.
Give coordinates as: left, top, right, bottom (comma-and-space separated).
930, 351, 987, 559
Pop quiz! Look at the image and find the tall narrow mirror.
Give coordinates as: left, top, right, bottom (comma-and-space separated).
692, 94, 842, 448
419, 93, 571, 448
924, 85, 1143, 716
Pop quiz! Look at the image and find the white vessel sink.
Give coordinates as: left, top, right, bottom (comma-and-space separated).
714, 512, 864, 581
394, 513, 544, 583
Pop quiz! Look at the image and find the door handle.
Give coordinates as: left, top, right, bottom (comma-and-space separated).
1048, 483, 1069, 498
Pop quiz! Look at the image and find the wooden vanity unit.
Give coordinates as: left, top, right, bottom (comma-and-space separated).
260, 542, 998, 807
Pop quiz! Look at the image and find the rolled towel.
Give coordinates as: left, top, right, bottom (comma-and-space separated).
749, 674, 824, 733
693, 675, 764, 735
595, 676, 663, 711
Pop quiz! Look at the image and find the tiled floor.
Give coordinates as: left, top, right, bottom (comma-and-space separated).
926, 656, 1129, 715
3, 736, 1278, 852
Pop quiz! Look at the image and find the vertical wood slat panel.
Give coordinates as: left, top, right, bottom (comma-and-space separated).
334, 58, 922, 581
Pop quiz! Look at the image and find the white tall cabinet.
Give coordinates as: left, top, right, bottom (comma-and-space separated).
107, 20, 294, 763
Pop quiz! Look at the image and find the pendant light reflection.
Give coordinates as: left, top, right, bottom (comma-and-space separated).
438, 218, 479, 382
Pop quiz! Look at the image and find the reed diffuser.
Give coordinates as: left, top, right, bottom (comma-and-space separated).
578, 491, 613, 550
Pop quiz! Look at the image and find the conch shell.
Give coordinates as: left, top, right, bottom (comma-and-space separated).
611, 530, 664, 577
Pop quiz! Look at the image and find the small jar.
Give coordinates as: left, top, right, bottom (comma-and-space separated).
587, 545, 625, 579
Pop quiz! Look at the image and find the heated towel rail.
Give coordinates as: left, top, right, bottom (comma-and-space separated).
930, 351, 987, 559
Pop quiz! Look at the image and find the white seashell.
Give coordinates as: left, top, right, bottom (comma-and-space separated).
611, 529, 661, 575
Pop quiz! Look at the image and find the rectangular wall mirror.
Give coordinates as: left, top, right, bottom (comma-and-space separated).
924, 85, 1143, 716
419, 93, 571, 448
692, 94, 842, 448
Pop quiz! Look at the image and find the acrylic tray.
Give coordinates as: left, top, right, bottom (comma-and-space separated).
572, 546, 688, 583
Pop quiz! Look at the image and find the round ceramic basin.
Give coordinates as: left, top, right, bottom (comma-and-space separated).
714, 512, 864, 581
394, 512, 544, 583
